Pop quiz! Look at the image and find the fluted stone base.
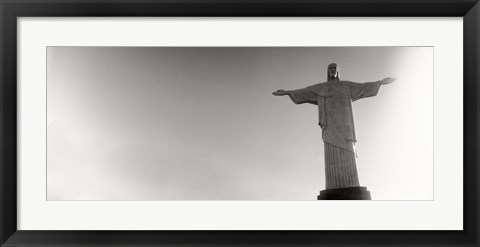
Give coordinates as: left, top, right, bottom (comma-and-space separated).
317, 186, 371, 200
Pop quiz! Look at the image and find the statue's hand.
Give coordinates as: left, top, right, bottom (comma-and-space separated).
273, 89, 289, 96
379, 77, 396, 85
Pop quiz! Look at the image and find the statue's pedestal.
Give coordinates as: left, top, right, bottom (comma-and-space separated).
317, 186, 371, 200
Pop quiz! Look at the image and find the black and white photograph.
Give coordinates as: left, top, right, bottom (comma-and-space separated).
3, 0, 478, 245
47, 46, 433, 201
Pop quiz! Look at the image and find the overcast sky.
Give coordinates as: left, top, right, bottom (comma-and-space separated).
47, 47, 433, 200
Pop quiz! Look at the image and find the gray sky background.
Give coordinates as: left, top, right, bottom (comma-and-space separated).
47, 47, 433, 200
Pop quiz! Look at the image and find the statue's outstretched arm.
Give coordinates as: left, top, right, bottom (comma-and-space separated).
273, 87, 317, 105
349, 78, 395, 101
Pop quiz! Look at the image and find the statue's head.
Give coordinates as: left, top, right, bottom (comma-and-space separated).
327, 63, 340, 81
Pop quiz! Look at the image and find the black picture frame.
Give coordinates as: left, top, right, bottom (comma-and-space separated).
1, 0, 478, 246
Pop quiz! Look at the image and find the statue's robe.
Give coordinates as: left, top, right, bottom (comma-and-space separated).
288, 80, 381, 189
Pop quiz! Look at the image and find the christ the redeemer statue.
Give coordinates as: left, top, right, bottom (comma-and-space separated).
273, 63, 395, 200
